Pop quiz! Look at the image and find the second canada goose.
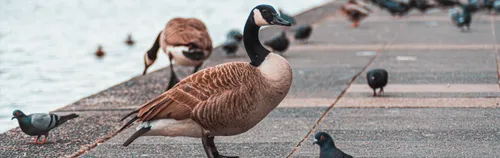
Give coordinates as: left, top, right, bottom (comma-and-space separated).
118, 4, 291, 158
264, 30, 289, 56
142, 18, 213, 91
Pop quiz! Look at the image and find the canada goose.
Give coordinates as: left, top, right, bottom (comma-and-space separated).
118, 4, 291, 158
125, 34, 135, 46
95, 45, 105, 58
294, 24, 313, 43
341, 0, 372, 28
366, 69, 388, 96
264, 30, 289, 56
226, 29, 243, 42
142, 18, 213, 91
222, 38, 239, 57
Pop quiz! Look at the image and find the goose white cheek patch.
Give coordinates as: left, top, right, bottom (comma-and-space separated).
253, 9, 268, 26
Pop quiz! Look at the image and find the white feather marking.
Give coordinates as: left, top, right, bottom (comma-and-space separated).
253, 9, 268, 26
166, 45, 203, 66
138, 119, 203, 138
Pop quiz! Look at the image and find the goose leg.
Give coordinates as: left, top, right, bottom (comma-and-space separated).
207, 136, 239, 158
166, 53, 180, 91
202, 135, 215, 158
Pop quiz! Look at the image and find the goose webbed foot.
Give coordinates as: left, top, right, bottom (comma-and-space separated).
202, 133, 239, 158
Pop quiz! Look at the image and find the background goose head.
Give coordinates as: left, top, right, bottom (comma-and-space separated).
251, 5, 292, 27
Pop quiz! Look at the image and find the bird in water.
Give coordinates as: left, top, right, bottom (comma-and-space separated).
341, 0, 372, 28
279, 9, 296, 25
451, 4, 475, 32
142, 18, 213, 91
294, 24, 313, 43
118, 4, 292, 158
264, 30, 289, 56
95, 45, 105, 58
366, 69, 388, 96
408, 0, 436, 14
125, 34, 135, 46
12, 110, 79, 144
313, 132, 353, 158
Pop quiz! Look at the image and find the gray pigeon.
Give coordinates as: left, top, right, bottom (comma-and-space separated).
12, 110, 79, 144
313, 132, 353, 158
264, 30, 290, 56
366, 69, 388, 96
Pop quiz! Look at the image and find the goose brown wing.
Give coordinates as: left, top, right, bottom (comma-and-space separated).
162, 18, 212, 52
136, 62, 255, 122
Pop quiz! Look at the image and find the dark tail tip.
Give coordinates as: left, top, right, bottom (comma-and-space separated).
117, 116, 138, 134
64, 113, 79, 120
123, 127, 150, 147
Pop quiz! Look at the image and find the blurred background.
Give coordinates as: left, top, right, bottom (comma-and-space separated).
0, 0, 329, 132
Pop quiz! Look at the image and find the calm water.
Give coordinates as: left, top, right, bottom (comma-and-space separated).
0, 0, 327, 132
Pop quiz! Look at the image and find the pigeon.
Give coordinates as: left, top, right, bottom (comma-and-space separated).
313, 132, 353, 158
366, 69, 388, 96
222, 38, 239, 57
279, 9, 296, 25
408, 0, 436, 14
295, 24, 313, 42
264, 30, 290, 56
381, 0, 412, 17
95, 45, 105, 58
434, 0, 462, 8
226, 29, 243, 43
125, 34, 135, 46
451, 4, 474, 32
12, 110, 79, 144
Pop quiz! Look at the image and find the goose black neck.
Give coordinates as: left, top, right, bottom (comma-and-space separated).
244, 12, 270, 67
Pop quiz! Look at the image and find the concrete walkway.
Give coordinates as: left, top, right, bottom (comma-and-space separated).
1, 0, 499, 157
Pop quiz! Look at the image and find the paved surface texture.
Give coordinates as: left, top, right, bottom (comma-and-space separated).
1, 0, 500, 157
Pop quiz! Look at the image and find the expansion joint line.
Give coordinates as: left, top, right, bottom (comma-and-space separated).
490, 15, 500, 88
286, 23, 403, 157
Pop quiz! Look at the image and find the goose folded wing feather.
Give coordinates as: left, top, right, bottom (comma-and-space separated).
135, 63, 254, 122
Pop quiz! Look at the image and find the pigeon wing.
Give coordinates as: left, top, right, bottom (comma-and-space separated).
30, 113, 59, 131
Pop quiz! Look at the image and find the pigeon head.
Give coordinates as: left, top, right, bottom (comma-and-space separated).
313, 132, 335, 147
12, 110, 26, 120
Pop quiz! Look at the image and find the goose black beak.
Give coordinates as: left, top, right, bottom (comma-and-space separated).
11, 117, 15, 120
271, 14, 291, 26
